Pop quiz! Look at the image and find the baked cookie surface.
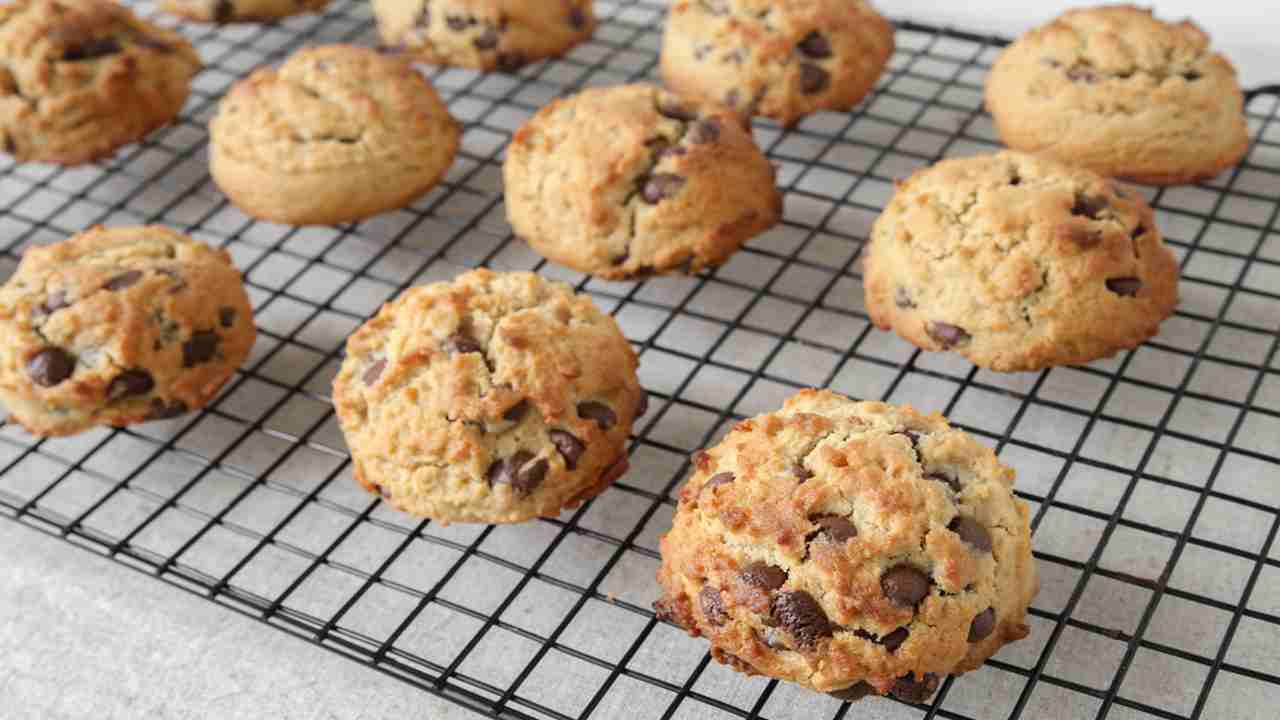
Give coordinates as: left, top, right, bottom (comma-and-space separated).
864, 152, 1180, 372
0, 226, 256, 437
161, 0, 329, 24
660, 0, 894, 127
332, 269, 644, 525
209, 44, 459, 226
372, 0, 594, 71
655, 390, 1038, 702
0, 0, 201, 165
985, 5, 1249, 185
504, 83, 781, 280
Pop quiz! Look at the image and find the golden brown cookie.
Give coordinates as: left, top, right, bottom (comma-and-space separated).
985, 5, 1249, 185
332, 269, 644, 525
864, 152, 1180, 372
503, 83, 781, 280
0, 0, 201, 165
660, 0, 894, 127
655, 390, 1038, 702
209, 44, 460, 226
0, 226, 256, 437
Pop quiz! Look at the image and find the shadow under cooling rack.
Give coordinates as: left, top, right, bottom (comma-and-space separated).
2, 2, 1280, 719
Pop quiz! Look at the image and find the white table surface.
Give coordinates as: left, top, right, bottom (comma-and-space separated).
2, 2, 1276, 719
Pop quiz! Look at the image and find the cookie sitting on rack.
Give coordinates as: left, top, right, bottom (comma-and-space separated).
660, 0, 895, 127
655, 389, 1039, 704
863, 151, 1180, 372
503, 83, 781, 280
161, 0, 330, 24
0, 0, 201, 165
209, 44, 459, 226
985, 5, 1249, 185
332, 269, 645, 525
0, 226, 256, 437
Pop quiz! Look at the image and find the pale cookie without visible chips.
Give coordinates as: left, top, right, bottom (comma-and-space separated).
373, 0, 594, 72
864, 152, 1180, 372
162, 0, 329, 24
660, 0, 894, 127
0, 0, 201, 165
504, 83, 781, 280
332, 269, 645, 525
0, 226, 256, 437
209, 44, 459, 226
655, 390, 1038, 702
985, 5, 1249, 185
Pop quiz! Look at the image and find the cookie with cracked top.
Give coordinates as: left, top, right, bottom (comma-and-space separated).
985, 5, 1248, 185
654, 390, 1038, 702
0, 226, 256, 437
373, 0, 594, 71
332, 269, 644, 525
161, 0, 330, 24
209, 44, 459, 226
503, 83, 781, 280
864, 151, 1179, 372
660, 0, 894, 127
0, 0, 201, 165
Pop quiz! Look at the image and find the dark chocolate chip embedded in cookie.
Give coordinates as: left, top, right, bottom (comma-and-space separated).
504, 83, 781, 281
332, 269, 644, 525
655, 390, 1038, 702
0, 226, 256, 437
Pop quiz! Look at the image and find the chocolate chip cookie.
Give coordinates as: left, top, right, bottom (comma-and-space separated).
985, 6, 1249, 185
865, 152, 1180, 372
332, 269, 644, 525
372, 0, 594, 72
504, 83, 781, 280
0, 0, 201, 165
161, 0, 329, 24
655, 390, 1038, 702
209, 44, 459, 226
660, 0, 894, 127
0, 226, 256, 437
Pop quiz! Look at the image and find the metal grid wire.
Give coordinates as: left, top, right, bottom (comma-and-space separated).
2, 1, 1279, 718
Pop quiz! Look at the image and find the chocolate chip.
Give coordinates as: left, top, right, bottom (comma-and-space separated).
446, 332, 482, 355
375, 484, 391, 498
363, 358, 387, 386
1063, 224, 1101, 248
800, 63, 830, 94
1072, 193, 1107, 220
103, 270, 142, 291
145, 398, 188, 420
927, 472, 961, 492
1010, 173, 1022, 186
488, 451, 545, 494
1182, 70, 1203, 81
1132, 224, 1147, 240
969, 608, 995, 641
180, 331, 218, 368
497, 52, 525, 72
635, 391, 649, 418
474, 28, 500, 50
641, 173, 686, 204
739, 562, 787, 590
41, 291, 69, 315
688, 117, 722, 145
577, 401, 617, 430
771, 591, 832, 648
793, 462, 813, 481
213, 0, 234, 23
693, 44, 712, 61
828, 682, 875, 702
550, 430, 585, 469
902, 430, 922, 449
219, 307, 236, 328
891, 673, 940, 703
446, 15, 468, 31
881, 626, 909, 652
514, 457, 548, 494
503, 399, 530, 422
1066, 64, 1098, 83
703, 472, 734, 492
926, 321, 970, 349
415, 6, 430, 26
700, 585, 727, 625
27, 348, 74, 387
881, 565, 930, 607
1106, 277, 1142, 297
63, 37, 121, 61
658, 101, 697, 122
568, 7, 587, 29
107, 369, 154, 401
949, 516, 992, 552
810, 514, 858, 543
134, 35, 173, 53
894, 287, 916, 309
796, 31, 832, 59
3, 135, 14, 154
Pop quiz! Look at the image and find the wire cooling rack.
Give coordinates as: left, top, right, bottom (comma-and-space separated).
2, 2, 1279, 719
